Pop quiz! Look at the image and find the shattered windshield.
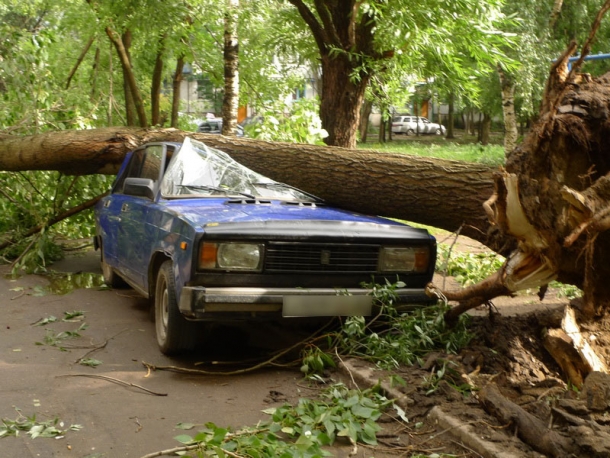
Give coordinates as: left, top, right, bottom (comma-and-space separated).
160, 137, 318, 202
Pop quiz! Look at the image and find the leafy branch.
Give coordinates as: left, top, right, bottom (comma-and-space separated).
0, 408, 82, 439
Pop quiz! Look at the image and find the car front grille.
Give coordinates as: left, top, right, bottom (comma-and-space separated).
264, 242, 379, 273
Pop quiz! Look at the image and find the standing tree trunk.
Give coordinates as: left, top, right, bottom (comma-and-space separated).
287, 0, 381, 149
446, 93, 455, 139
65, 36, 95, 90
171, 57, 184, 128
221, 0, 240, 137
105, 28, 147, 127
479, 113, 491, 145
359, 99, 373, 143
91, 47, 100, 101
498, 65, 519, 154
121, 31, 136, 126
320, 53, 369, 148
377, 116, 386, 143
151, 34, 166, 127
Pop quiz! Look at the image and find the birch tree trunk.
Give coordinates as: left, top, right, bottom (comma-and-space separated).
498, 65, 519, 154
221, 0, 240, 136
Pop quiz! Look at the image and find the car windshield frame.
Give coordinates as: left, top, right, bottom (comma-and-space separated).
159, 137, 319, 202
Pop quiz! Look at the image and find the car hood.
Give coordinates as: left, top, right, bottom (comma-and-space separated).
162, 198, 432, 241
165, 198, 389, 225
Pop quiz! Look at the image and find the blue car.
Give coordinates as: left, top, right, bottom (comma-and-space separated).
94, 137, 437, 354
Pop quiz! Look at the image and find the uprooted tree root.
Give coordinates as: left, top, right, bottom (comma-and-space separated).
426, 3, 610, 422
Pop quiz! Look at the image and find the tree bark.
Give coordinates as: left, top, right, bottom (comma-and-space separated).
498, 65, 518, 154
0, 128, 495, 244
479, 383, 576, 457
65, 36, 95, 90
151, 35, 166, 127
377, 113, 386, 143
359, 99, 373, 143
319, 53, 369, 148
105, 28, 147, 127
446, 93, 455, 139
171, 57, 184, 128
436, 5, 610, 319
221, 0, 240, 137
479, 112, 491, 145
287, 0, 382, 148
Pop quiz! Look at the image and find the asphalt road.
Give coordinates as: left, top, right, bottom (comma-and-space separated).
0, 249, 345, 458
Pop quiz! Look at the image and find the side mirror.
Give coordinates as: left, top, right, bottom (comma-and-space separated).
123, 177, 156, 200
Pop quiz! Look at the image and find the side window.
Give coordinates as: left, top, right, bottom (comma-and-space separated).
113, 145, 165, 195
138, 145, 164, 182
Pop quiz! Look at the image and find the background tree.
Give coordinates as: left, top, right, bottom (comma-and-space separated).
283, 0, 516, 148
222, 0, 240, 136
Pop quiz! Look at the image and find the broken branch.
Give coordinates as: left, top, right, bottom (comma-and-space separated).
56, 374, 167, 396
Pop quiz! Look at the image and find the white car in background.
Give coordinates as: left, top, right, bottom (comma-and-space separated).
392, 116, 446, 136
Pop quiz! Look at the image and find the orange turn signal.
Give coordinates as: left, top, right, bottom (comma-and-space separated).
199, 243, 218, 269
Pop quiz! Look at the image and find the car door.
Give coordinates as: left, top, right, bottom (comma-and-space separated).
116, 144, 167, 287
420, 118, 433, 134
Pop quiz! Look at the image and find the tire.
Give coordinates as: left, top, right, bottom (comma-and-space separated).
435, 128, 443, 136
406, 129, 415, 136
154, 260, 197, 355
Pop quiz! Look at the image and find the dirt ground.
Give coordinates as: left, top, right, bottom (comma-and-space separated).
2, 236, 604, 458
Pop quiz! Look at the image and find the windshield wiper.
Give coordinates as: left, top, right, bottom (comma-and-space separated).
253, 182, 322, 202
178, 185, 255, 199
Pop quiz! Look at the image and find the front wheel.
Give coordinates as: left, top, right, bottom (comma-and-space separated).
155, 260, 197, 355
435, 128, 443, 135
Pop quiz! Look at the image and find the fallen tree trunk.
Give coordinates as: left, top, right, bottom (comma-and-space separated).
0, 128, 496, 244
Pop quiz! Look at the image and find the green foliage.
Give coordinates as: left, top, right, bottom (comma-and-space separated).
0, 408, 82, 439
0, 171, 110, 272
36, 323, 89, 350
174, 383, 390, 457
437, 244, 505, 287
338, 306, 473, 370
550, 281, 583, 300
438, 243, 583, 298
247, 98, 328, 144
79, 358, 102, 368
33, 310, 85, 326
329, 282, 474, 371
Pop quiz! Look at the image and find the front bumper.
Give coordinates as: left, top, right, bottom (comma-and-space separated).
178, 286, 434, 320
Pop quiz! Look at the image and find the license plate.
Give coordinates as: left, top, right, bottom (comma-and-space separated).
282, 295, 373, 317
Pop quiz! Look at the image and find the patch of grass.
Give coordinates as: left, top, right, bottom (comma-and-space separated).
359, 129, 506, 166
362, 140, 505, 166
437, 244, 505, 287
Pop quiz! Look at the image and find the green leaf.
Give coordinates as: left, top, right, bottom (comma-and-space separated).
173, 434, 194, 444
175, 422, 196, 430
79, 358, 102, 368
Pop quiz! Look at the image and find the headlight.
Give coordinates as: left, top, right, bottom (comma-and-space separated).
379, 246, 430, 273
199, 242, 263, 271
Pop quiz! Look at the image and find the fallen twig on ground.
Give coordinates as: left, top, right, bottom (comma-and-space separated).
56, 374, 167, 396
